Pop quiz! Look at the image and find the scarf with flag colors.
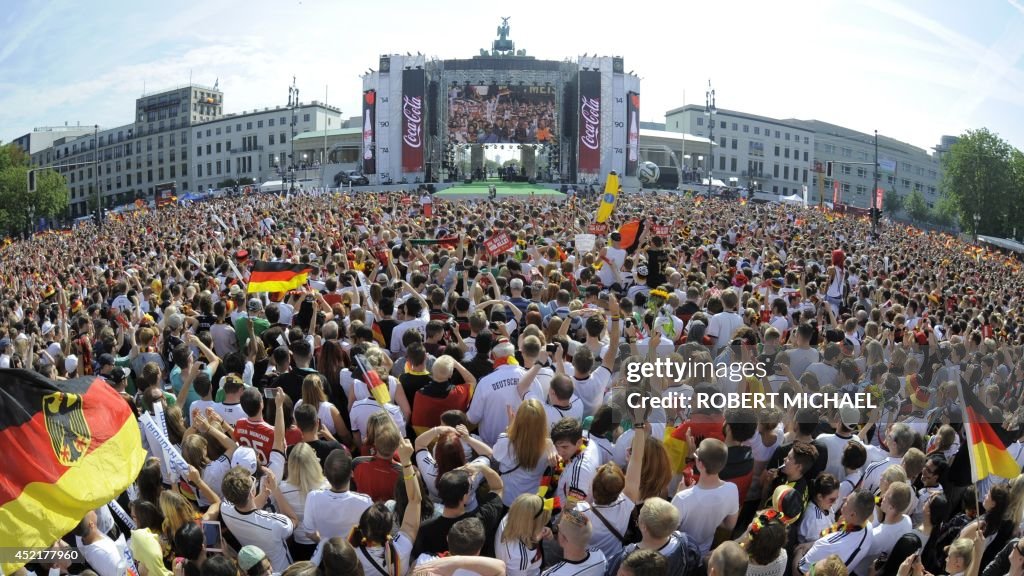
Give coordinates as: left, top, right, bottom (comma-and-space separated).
246, 261, 316, 293
0, 370, 146, 574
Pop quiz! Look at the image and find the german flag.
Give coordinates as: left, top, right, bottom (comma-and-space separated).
247, 261, 316, 294
958, 380, 1020, 481
0, 371, 145, 572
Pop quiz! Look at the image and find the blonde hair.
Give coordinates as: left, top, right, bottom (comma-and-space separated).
287, 443, 327, 502
947, 537, 974, 565
902, 448, 926, 479
638, 497, 680, 539
501, 493, 550, 545
365, 411, 396, 450
509, 399, 548, 470
374, 419, 401, 457
181, 434, 211, 470
160, 491, 197, 540
432, 356, 455, 381
301, 373, 328, 407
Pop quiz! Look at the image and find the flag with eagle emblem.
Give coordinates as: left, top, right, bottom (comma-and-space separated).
0, 370, 145, 573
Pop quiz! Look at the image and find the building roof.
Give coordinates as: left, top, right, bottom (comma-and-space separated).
293, 127, 360, 141
665, 104, 812, 133
639, 128, 712, 144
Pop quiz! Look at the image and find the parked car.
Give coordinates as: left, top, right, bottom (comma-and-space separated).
334, 170, 369, 187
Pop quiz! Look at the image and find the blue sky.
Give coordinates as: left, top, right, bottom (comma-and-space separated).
2, 0, 1023, 152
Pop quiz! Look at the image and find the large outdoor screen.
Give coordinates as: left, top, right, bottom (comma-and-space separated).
447, 83, 556, 145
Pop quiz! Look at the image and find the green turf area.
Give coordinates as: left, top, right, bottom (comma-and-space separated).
435, 181, 564, 197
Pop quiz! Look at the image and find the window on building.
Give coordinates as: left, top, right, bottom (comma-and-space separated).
269, 134, 275, 145
784, 148, 790, 159
804, 136, 809, 144
247, 122, 253, 130
731, 122, 738, 131
775, 130, 780, 138
773, 185, 779, 194
158, 168, 164, 180
719, 120, 725, 129
784, 166, 790, 180
257, 120, 263, 128
269, 119, 275, 127
754, 127, 760, 135
304, 114, 311, 122
206, 129, 211, 137
226, 125, 232, 133
803, 151, 808, 162
720, 137, 726, 148
196, 146, 201, 157
719, 156, 725, 170
197, 164, 202, 177
803, 169, 808, 183
743, 124, 749, 133
731, 138, 737, 149
182, 164, 187, 177
842, 165, 851, 175
774, 145, 780, 157
785, 133, 791, 141
697, 117, 704, 126
730, 157, 737, 171
216, 143, 221, 153
774, 164, 780, 177
147, 170, 153, 183
280, 133, 286, 143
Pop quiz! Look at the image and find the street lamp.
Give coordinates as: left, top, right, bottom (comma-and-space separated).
705, 80, 716, 197
974, 212, 981, 243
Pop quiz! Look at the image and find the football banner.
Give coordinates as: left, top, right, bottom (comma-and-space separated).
483, 231, 515, 256
401, 69, 425, 172
0, 371, 145, 573
247, 261, 316, 293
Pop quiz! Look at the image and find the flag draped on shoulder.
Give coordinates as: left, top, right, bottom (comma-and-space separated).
957, 380, 1019, 482
247, 261, 316, 293
0, 371, 145, 572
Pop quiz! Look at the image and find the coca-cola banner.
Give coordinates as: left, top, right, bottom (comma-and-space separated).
626, 92, 639, 176
577, 70, 601, 173
362, 90, 376, 174
402, 69, 425, 172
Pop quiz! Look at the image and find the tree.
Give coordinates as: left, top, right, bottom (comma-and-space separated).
905, 188, 929, 222
883, 190, 904, 215
940, 128, 1016, 238
0, 143, 69, 234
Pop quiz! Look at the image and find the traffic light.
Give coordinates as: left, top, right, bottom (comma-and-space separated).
825, 161, 834, 178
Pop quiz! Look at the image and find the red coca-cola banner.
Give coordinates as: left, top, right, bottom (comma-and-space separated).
362, 90, 376, 174
577, 70, 601, 173
402, 69, 425, 172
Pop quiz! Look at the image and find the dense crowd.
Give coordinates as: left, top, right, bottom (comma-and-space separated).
447, 85, 556, 145
4, 187, 1024, 576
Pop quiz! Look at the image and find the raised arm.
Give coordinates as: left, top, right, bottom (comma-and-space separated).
622, 423, 647, 503
397, 439, 422, 540
602, 295, 621, 371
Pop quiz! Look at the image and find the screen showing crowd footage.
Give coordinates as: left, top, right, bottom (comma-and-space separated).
447, 83, 557, 144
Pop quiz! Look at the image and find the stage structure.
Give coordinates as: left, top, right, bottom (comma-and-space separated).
360, 18, 641, 186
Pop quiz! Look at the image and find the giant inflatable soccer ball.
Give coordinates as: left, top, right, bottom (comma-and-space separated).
638, 162, 660, 185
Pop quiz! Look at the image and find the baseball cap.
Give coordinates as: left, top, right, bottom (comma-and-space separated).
231, 446, 258, 475
839, 406, 861, 430
247, 298, 263, 312
636, 265, 648, 277
110, 367, 129, 382
237, 546, 267, 572
98, 353, 116, 367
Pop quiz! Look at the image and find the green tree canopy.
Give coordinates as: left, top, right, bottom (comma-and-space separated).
883, 190, 904, 214
940, 128, 1017, 238
0, 143, 69, 234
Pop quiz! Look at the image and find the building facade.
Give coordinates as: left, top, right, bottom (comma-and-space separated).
190, 103, 342, 192
13, 126, 95, 156
789, 120, 943, 211
665, 105, 815, 197
31, 85, 223, 218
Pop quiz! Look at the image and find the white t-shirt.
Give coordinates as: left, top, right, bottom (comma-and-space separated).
799, 501, 834, 544
815, 433, 862, 482
353, 532, 414, 576
798, 524, 874, 575
201, 455, 233, 505
274, 478, 330, 545
572, 366, 612, 418
671, 481, 740, 556
860, 456, 899, 495
215, 401, 246, 426
576, 494, 636, 560
302, 489, 373, 560
390, 317, 428, 355
529, 393, 584, 431
495, 515, 545, 576
415, 449, 489, 510
856, 516, 912, 576
788, 348, 821, 379
556, 441, 602, 506
597, 247, 627, 286
611, 424, 667, 469
707, 311, 744, 355
220, 503, 294, 573
350, 399, 406, 438
493, 433, 549, 508
467, 364, 531, 445
541, 549, 607, 576
81, 534, 127, 576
